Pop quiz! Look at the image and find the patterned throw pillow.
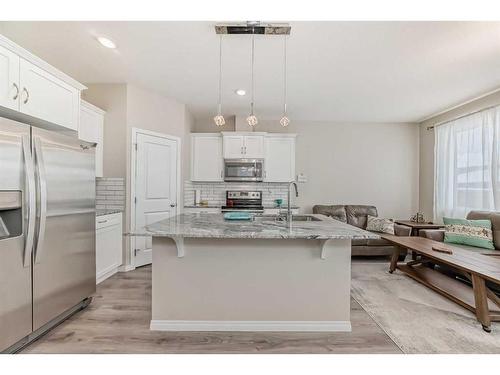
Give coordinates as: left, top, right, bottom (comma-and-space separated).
366, 215, 395, 235
443, 217, 495, 250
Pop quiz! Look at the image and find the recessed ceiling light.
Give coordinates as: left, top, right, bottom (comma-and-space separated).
97, 36, 116, 49
235, 89, 246, 96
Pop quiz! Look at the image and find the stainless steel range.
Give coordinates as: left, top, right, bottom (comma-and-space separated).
221, 191, 263, 213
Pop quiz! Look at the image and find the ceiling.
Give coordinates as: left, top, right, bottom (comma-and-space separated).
2, 21, 500, 123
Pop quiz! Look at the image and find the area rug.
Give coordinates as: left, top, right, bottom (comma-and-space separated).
351, 262, 500, 353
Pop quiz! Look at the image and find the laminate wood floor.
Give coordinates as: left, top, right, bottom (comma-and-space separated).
21, 265, 401, 354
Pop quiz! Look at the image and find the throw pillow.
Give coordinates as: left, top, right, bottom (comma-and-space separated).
443, 217, 495, 250
366, 215, 395, 235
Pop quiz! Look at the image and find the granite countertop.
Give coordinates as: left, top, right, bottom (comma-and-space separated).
96, 209, 123, 217
133, 213, 379, 240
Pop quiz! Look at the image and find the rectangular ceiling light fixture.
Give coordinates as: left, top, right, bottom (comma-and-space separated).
215, 21, 291, 35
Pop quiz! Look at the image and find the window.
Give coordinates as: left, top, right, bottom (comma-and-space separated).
434, 106, 500, 222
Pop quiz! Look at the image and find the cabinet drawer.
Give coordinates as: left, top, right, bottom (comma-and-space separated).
96, 213, 122, 229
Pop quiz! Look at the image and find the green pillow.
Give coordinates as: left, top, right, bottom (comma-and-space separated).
443, 217, 495, 250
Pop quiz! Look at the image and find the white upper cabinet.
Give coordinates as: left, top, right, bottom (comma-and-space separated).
222, 135, 244, 158
222, 133, 265, 159
0, 45, 20, 111
264, 135, 296, 182
0, 35, 85, 132
19, 59, 80, 131
243, 135, 265, 158
191, 134, 223, 181
80, 100, 105, 177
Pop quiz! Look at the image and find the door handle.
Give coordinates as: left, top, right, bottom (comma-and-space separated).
12, 83, 19, 101
170, 203, 177, 208
22, 136, 36, 268
22, 87, 29, 104
34, 137, 47, 264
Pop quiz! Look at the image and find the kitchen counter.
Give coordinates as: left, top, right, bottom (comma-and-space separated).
183, 205, 300, 209
141, 213, 372, 333
96, 209, 123, 217
138, 213, 378, 240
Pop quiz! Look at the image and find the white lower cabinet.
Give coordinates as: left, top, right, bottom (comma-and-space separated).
96, 212, 123, 284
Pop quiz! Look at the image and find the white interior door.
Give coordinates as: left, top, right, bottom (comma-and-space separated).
134, 132, 178, 267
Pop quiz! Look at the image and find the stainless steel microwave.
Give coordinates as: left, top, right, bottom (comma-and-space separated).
224, 159, 264, 182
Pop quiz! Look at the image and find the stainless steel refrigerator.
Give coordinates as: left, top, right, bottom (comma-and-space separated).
0, 116, 96, 353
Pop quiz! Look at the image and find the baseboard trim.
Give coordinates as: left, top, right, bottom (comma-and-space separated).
96, 265, 119, 284
150, 320, 352, 332
118, 264, 135, 272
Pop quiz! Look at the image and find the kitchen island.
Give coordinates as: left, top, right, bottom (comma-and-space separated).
137, 213, 378, 332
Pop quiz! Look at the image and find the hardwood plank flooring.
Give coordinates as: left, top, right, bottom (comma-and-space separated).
20, 266, 401, 354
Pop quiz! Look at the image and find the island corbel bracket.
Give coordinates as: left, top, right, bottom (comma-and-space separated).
319, 240, 328, 260
171, 236, 185, 258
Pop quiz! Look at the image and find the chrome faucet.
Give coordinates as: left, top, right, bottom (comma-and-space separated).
287, 181, 299, 222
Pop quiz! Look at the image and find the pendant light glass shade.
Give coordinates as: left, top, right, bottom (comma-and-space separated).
247, 114, 258, 126
214, 114, 225, 126
247, 32, 258, 127
280, 35, 289, 127
214, 34, 225, 127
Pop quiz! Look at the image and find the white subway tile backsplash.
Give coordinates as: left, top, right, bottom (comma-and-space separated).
96, 177, 125, 211
183, 180, 291, 207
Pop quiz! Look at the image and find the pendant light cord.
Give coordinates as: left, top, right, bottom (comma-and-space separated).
251, 31, 255, 115
218, 34, 223, 114
283, 35, 287, 114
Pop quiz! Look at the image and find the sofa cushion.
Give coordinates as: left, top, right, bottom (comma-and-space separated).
466, 211, 500, 250
443, 217, 495, 250
351, 239, 368, 246
366, 215, 395, 234
345, 205, 378, 229
312, 205, 347, 222
446, 242, 499, 254
366, 238, 392, 246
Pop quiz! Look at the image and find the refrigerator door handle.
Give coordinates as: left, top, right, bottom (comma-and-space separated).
34, 137, 47, 264
22, 136, 36, 268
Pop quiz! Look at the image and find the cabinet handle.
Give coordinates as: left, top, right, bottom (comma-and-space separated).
244, 146, 247, 154
12, 83, 19, 100
22, 87, 29, 104
97, 220, 108, 224
170, 203, 177, 208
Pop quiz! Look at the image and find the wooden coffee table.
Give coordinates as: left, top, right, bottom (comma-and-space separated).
381, 234, 500, 332
394, 220, 444, 236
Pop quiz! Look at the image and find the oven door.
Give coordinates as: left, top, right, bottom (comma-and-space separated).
224, 159, 263, 182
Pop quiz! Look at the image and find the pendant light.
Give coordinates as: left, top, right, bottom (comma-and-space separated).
280, 35, 290, 127
246, 31, 258, 127
213, 34, 225, 127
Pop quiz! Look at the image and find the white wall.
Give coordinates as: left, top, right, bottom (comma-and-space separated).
419, 90, 500, 220
83, 84, 194, 268
194, 119, 420, 219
